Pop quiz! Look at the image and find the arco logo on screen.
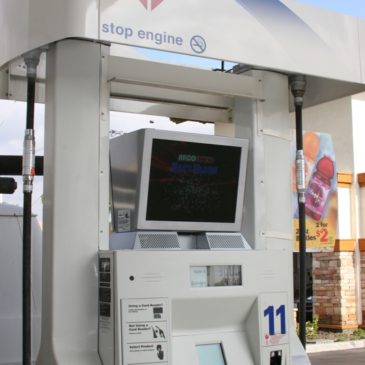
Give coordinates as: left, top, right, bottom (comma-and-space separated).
139, 0, 164, 11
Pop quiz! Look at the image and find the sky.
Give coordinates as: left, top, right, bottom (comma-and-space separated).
298, 0, 365, 19
1, 0, 365, 221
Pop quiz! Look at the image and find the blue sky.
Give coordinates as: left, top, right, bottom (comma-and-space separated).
298, 0, 365, 19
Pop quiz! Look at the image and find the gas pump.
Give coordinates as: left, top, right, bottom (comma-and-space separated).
1, 1, 365, 365
98, 128, 294, 365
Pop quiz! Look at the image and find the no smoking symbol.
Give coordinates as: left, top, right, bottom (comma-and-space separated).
190, 35, 206, 54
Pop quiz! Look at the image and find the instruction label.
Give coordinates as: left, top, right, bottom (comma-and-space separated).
117, 208, 131, 232
122, 298, 169, 364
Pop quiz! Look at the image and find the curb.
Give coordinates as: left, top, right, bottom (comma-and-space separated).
306, 339, 365, 353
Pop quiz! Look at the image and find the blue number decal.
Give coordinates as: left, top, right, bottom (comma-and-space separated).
264, 304, 286, 335
276, 304, 286, 334
264, 305, 275, 335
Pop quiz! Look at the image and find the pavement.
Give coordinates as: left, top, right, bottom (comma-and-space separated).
307, 340, 365, 365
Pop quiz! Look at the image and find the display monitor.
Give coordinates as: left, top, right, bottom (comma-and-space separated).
110, 129, 248, 232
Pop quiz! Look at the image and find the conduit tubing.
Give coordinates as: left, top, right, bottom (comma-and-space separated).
290, 75, 307, 348
22, 50, 41, 365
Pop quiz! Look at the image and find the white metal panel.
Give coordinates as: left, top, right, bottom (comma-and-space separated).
99, 46, 110, 250
233, 71, 292, 251
111, 249, 298, 365
108, 56, 262, 100
3, 55, 365, 109
5, 54, 46, 103
234, 97, 266, 249
260, 72, 292, 248
0, 0, 98, 67
38, 40, 105, 365
110, 79, 234, 109
110, 98, 230, 124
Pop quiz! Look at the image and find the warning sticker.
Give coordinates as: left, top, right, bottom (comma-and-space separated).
122, 298, 169, 364
117, 208, 131, 232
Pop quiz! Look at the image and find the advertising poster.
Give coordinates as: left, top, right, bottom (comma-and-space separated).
292, 131, 337, 252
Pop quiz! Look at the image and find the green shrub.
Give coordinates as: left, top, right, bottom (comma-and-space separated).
334, 333, 349, 342
306, 315, 319, 337
351, 328, 365, 340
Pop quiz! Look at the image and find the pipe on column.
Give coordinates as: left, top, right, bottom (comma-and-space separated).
22, 49, 41, 365
290, 75, 307, 348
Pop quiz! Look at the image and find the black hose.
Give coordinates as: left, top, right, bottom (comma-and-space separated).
295, 104, 303, 150
26, 76, 36, 129
295, 103, 306, 346
298, 197, 307, 347
23, 68, 37, 365
290, 75, 307, 348
23, 191, 32, 365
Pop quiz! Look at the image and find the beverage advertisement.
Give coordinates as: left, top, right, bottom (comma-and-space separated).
292, 131, 337, 251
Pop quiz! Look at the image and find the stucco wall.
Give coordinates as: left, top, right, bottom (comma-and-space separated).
351, 94, 365, 174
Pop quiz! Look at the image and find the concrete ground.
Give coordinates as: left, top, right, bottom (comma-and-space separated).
308, 347, 365, 365
307, 340, 365, 364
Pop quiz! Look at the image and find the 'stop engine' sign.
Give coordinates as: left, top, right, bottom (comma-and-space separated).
99, 0, 364, 83
2, 0, 365, 84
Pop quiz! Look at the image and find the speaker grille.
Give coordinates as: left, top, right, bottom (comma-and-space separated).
207, 234, 245, 249
137, 233, 180, 249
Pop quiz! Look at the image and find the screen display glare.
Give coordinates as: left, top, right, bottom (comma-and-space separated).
190, 266, 242, 288
146, 139, 241, 223
196, 344, 226, 365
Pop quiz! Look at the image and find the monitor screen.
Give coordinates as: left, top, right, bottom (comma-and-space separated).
196, 344, 226, 365
146, 139, 242, 223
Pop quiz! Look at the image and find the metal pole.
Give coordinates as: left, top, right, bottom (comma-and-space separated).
22, 49, 41, 365
290, 75, 307, 348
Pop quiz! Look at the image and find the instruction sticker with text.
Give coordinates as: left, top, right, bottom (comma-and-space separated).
122, 298, 170, 364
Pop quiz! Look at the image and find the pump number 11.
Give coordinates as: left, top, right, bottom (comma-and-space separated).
264, 305, 286, 335
260, 293, 288, 346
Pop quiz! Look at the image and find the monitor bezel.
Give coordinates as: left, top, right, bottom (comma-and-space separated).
136, 129, 248, 232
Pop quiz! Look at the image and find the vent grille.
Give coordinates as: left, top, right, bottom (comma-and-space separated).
207, 234, 246, 249
136, 233, 180, 249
